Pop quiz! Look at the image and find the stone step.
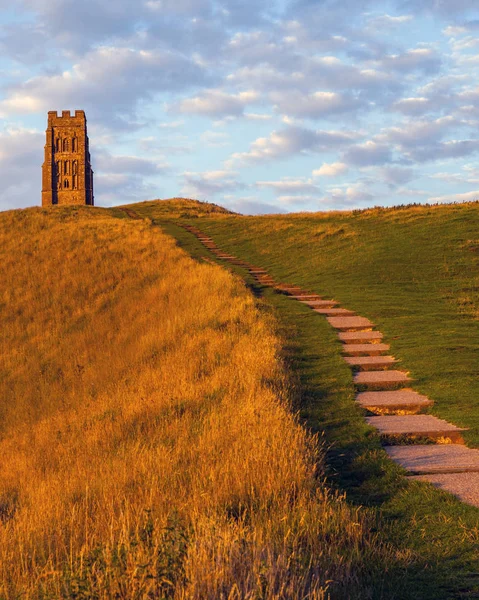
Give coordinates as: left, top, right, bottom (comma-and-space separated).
299, 299, 337, 307
344, 355, 397, 370
354, 370, 411, 389
291, 295, 324, 300
343, 343, 391, 356
409, 473, 479, 508
356, 390, 433, 414
338, 331, 384, 344
327, 316, 374, 331
314, 307, 356, 316
249, 270, 267, 274
367, 415, 466, 443
385, 445, 479, 475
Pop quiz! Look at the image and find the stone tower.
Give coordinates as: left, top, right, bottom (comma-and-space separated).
42, 110, 94, 206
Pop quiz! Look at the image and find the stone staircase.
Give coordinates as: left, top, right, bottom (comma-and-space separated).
182, 224, 479, 508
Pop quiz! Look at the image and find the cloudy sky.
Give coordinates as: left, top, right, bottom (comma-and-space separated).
2, 0, 479, 214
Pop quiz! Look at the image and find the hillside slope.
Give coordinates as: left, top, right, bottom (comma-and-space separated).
123, 199, 479, 597
0, 206, 396, 598
156, 202, 479, 446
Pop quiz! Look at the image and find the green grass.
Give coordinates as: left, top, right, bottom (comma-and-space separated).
151, 203, 479, 445
122, 199, 479, 598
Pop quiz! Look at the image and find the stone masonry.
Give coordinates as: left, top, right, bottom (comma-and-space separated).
41, 110, 94, 206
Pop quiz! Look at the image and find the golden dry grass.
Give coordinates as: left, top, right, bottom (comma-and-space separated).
0, 206, 395, 598
121, 197, 234, 219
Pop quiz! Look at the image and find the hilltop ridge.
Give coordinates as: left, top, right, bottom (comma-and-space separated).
120, 197, 235, 219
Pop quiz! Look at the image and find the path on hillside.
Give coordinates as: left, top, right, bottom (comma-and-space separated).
178, 223, 479, 510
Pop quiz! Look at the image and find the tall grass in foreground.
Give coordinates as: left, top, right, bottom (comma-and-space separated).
0, 207, 397, 598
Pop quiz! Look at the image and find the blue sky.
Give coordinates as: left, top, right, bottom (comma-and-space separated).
2, 0, 479, 214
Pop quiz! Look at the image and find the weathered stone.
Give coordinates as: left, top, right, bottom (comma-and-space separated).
356, 390, 433, 414
299, 300, 337, 306
344, 355, 396, 370
385, 445, 479, 474
367, 414, 466, 442
327, 316, 374, 330
338, 331, 384, 343
342, 343, 391, 356
354, 370, 411, 388
42, 110, 94, 206
409, 472, 479, 508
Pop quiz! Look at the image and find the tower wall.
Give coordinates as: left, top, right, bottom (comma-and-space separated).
41, 110, 94, 207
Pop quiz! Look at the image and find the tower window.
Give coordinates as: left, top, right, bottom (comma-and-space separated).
63, 139, 69, 152
64, 179, 69, 189
72, 160, 78, 174
72, 138, 77, 152
72, 175, 77, 190
55, 138, 60, 151
64, 161, 70, 175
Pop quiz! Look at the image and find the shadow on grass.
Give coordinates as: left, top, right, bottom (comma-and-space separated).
269, 292, 479, 599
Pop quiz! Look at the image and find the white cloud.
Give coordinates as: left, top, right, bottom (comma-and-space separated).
380, 116, 458, 147
271, 90, 362, 118
368, 14, 413, 29
175, 90, 259, 117
0, 46, 209, 124
321, 184, 375, 208
313, 162, 348, 177
391, 97, 432, 115
378, 47, 441, 73
230, 126, 358, 164
244, 112, 272, 120
199, 130, 230, 146
443, 26, 468, 36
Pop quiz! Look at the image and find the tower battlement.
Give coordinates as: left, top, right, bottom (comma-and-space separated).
42, 110, 94, 207
47, 110, 86, 123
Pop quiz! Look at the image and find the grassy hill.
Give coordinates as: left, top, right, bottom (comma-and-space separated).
124, 199, 479, 597
118, 197, 234, 219
0, 205, 399, 598
150, 201, 479, 444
